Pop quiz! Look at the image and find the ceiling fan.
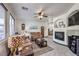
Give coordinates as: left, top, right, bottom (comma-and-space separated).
34, 8, 48, 20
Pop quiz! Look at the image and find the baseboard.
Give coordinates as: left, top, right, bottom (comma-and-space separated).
44, 36, 49, 38
53, 40, 68, 47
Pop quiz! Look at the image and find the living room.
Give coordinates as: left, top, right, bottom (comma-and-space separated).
0, 3, 79, 56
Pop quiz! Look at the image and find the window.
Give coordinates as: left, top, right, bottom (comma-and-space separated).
0, 4, 5, 41
9, 14, 15, 36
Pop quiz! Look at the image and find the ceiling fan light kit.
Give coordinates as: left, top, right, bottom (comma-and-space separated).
34, 8, 48, 20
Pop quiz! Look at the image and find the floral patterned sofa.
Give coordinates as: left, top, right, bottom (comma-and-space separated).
8, 35, 34, 56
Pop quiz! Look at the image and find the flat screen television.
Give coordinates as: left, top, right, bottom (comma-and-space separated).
68, 11, 79, 26
55, 32, 64, 41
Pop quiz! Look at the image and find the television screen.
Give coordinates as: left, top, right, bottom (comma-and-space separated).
55, 32, 64, 41
68, 11, 79, 26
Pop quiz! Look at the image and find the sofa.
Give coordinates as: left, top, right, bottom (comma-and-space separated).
31, 32, 42, 41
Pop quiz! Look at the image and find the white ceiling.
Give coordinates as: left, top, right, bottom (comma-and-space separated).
6, 3, 74, 21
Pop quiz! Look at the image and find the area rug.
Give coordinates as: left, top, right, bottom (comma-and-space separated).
32, 42, 53, 56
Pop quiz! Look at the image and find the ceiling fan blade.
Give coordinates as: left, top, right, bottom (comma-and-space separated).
34, 13, 38, 15
43, 15, 48, 17
33, 15, 38, 17
33, 7, 48, 20
40, 18, 42, 20
37, 8, 45, 14
41, 12, 44, 16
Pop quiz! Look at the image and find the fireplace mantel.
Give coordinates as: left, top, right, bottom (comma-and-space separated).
53, 30, 68, 45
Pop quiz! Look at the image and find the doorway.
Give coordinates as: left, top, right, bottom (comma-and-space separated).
41, 26, 44, 38
48, 29, 53, 36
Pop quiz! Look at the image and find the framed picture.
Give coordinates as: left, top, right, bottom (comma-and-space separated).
30, 26, 38, 29
21, 23, 25, 30
59, 21, 63, 27
59, 21, 65, 28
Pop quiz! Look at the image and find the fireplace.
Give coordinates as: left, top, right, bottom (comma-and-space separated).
55, 32, 64, 41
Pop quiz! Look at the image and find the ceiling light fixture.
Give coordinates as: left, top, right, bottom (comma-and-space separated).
34, 8, 48, 20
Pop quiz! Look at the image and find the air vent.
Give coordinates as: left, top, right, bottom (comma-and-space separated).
22, 6, 28, 10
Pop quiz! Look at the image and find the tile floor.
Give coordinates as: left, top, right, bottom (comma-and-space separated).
40, 36, 76, 56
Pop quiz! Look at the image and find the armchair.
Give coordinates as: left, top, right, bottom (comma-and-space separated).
8, 35, 34, 56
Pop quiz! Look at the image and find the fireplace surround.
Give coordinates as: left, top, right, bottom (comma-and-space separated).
55, 32, 64, 41
53, 30, 67, 45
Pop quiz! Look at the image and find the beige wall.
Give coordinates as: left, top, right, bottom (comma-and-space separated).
15, 18, 49, 36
